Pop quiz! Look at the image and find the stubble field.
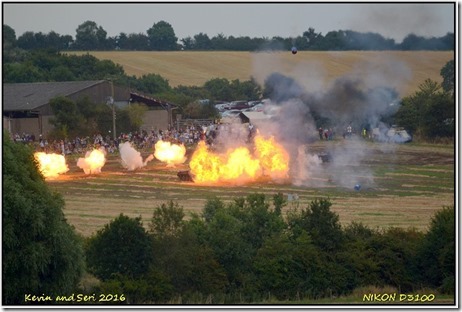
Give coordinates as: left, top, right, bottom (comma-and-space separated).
48, 140, 454, 237
68, 50, 453, 97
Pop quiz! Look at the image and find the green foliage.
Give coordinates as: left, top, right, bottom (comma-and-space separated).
123, 103, 148, 131
85, 214, 152, 281
416, 206, 455, 293
49, 96, 85, 137
2, 130, 84, 304
203, 78, 261, 101
440, 59, 454, 93
95, 270, 173, 304
133, 73, 172, 94
395, 78, 454, 139
287, 198, 343, 252
147, 21, 178, 51
74, 20, 108, 50
81, 197, 456, 303
149, 201, 185, 238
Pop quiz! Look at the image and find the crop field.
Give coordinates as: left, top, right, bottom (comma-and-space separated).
67, 50, 453, 97
47, 140, 454, 237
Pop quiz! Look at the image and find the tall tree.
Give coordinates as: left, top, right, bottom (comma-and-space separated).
3, 130, 85, 304
147, 21, 178, 51
3, 24, 16, 48
440, 59, 454, 94
86, 214, 153, 281
74, 20, 108, 50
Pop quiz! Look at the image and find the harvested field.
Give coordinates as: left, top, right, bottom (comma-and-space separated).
47, 140, 454, 237
66, 50, 453, 97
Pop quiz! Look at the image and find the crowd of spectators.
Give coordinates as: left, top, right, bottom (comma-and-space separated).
10, 123, 216, 156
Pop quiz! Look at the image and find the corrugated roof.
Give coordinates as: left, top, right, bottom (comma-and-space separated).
3, 80, 105, 111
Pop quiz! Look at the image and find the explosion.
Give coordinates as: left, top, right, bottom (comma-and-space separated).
189, 133, 289, 184
77, 148, 106, 174
119, 141, 154, 171
34, 152, 69, 179
154, 140, 186, 167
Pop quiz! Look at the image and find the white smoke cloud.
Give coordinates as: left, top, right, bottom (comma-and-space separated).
119, 141, 153, 171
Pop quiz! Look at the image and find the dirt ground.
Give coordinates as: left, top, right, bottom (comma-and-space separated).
48, 140, 454, 237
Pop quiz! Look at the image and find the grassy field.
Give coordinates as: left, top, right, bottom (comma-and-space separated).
47, 139, 454, 237
67, 50, 453, 97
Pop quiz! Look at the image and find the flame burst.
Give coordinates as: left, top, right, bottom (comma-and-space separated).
189, 134, 289, 184
154, 140, 186, 167
34, 152, 69, 179
77, 148, 106, 174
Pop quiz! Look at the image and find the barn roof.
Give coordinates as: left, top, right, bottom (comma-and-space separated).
3, 80, 105, 111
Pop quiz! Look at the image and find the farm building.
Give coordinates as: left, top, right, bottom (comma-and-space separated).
3, 80, 177, 138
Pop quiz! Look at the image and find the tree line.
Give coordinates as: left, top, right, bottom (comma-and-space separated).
3, 132, 455, 304
3, 21, 454, 52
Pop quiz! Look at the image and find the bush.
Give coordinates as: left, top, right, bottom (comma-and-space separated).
3, 130, 84, 304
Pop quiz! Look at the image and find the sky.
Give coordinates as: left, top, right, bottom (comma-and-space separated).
2, 2, 455, 44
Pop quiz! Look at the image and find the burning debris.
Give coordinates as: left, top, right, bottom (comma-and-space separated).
34, 152, 69, 179
154, 140, 187, 167
77, 148, 106, 174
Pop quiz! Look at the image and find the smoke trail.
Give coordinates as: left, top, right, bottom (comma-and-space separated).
119, 141, 153, 171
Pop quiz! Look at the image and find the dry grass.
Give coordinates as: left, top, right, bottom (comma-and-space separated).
66, 50, 453, 97
48, 140, 454, 237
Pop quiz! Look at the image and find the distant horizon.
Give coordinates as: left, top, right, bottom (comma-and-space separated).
2, 3, 455, 44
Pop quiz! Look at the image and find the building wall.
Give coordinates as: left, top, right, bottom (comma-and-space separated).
6, 117, 41, 137
141, 110, 169, 132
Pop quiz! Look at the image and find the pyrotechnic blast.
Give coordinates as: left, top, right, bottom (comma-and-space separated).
154, 140, 186, 167
77, 148, 106, 174
119, 141, 153, 171
189, 133, 289, 184
34, 152, 69, 179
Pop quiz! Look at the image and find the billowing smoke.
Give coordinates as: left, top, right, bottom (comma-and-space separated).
119, 141, 154, 171
249, 52, 407, 188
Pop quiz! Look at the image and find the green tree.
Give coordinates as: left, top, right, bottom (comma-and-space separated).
286, 198, 343, 252
149, 202, 228, 298
3, 24, 16, 48
417, 206, 455, 293
253, 231, 328, 300
74, 20, 108, 50
49, 96, 85, 137
123, 103, 148, 131
135, 73, 171, 94
3, 130, 85, 304
193, 32, 212, 50
440, 59, 454, 93
86, 214, 153, 281
147, 21, 178, 51
395, 79, 454, 138
204, 78, 233, 101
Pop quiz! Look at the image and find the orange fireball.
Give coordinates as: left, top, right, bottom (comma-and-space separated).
77, 148, 106, 174
154, 140, 186, 166
34, 152, 69, 179
189, 133, 289, 184
254, 134, 290, 180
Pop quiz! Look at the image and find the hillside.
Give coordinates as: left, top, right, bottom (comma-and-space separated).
68, 51, 453, 97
